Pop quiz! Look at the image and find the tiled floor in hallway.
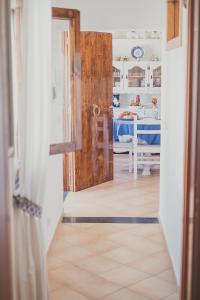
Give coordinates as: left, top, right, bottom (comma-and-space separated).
48, 155, 179, 300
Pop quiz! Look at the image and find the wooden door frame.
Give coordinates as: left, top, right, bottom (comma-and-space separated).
0, 0, 13, 299
181, 0, 200, 298
50, 8, 81, 155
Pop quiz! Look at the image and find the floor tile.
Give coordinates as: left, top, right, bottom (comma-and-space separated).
100, 265, 150, 286
56, 245, 93, 263
157, 269, 177, 285
129, 250, 172, 275
85, 223, 121, 235
164, 292, 179, 300
148, 233, 166, 245
83, 238, 121, 254
61, 230, 99, 246
101, 288, 151, 300
108, 232, 164, 255
102, 246, 146, 264
129, 276, 177, 299
47, 256, 65, 271
49, 285, 90, 300
48, 239, 72, 256
53, 223, 81, 239
48, 276, 63, 292
75, 255, 121, 274
127, 224, 162, 237
49, 262, 92, 286
67, 274, 121, 299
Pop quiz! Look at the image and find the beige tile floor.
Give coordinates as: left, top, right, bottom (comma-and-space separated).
48, 154, 179, 300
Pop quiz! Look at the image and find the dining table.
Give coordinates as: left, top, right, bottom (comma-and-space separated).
113, 119, 161, 145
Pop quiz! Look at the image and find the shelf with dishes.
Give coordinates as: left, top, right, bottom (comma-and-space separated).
113, 61, 161, 94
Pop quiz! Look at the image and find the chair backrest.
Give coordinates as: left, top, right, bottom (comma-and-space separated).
133, 115, 161, 147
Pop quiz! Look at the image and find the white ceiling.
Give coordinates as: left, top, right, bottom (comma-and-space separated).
52, 0, 164, 31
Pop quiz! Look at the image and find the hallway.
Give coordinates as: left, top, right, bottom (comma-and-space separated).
48, 155, 178, 299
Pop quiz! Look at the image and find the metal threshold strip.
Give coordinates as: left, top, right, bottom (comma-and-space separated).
62, 216, 159, 224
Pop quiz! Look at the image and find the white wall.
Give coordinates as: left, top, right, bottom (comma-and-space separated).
44, 156, 63, 250
160, 6, 188, 284
113, 38, 162, 61
44, 20, 70, 249
52, 0, 163, 31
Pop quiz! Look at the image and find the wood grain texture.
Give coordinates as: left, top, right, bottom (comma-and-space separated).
166, 0, 182, 49
52, 7, 80, 20
174, 0, 180, 38
50, 142, 76, 155
69, 32, 113, 191
167, 1, 176, 41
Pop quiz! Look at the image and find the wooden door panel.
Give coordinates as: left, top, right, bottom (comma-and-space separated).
67, 32, 113, 191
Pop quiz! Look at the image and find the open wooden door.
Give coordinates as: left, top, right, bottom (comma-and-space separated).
67, 32, 113, 191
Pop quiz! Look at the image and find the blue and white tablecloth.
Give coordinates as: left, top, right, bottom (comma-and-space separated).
113, 120, 161, 145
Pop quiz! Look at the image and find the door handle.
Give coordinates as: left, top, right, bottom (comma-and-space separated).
92, 104, 101, 116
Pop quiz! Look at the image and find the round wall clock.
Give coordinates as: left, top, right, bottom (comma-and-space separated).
131, 46, 144, 60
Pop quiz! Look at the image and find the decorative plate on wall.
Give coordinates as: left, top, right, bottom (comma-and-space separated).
131, 46, 144, 60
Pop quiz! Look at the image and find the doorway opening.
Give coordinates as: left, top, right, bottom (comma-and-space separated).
48, 10, 179, 299
112, 29, 161, 190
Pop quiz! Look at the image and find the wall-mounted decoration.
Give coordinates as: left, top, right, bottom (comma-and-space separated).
131, 46, 144, 61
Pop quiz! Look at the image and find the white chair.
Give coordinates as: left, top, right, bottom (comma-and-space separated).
114, 140, 133, 173
133, 116, 161, 179
113, 120, 133, 173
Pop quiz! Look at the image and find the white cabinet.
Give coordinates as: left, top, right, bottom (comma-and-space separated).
124, 62, 148, 93
150, 63, 161, 93
112, 61, 124, 93
113, 61, 161, 94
